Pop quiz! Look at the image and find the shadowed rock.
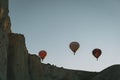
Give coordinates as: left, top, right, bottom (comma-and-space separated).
90, 64, 120, 80
7, 33, 30, 80
28, 54, 43, 80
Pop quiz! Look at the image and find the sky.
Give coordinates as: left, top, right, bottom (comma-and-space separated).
9, 0, 120, 72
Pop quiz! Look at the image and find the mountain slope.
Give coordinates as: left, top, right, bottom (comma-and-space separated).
91, 64, 120, 80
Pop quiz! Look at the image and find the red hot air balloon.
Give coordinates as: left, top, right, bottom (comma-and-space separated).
92, 48, 102, 61
39, 50, 47, 61
69, 41, 80, 55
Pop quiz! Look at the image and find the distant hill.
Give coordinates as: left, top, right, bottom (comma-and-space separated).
91, 64, 120, 80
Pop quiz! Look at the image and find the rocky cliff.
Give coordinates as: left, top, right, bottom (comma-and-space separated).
0, 0, 120, 80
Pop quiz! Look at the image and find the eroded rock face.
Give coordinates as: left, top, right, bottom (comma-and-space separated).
0, 0, 8, 22
0, 0, 11, 33
28, 54, 43, 80
0, 31, 8, 80
2, 16, 11, 33
0, 1, 9, 80
7, 33, 30, 80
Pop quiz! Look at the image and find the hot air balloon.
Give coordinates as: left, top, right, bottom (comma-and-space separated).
69, 41, 80, 55
92, 48, 102, 61
39, 50, 47, 61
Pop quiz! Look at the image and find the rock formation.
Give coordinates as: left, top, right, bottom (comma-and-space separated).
0, 0, 120, 80
0, 0, 11, 33
28, 54, 42, 80
0, 27, 8, 80
0, 0, 9, 80
90, 65, 120, 80
7, 33, 30, 80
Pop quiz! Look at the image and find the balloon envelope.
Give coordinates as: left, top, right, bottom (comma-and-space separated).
69, 42, 80, 54
39, 50, 47, 61
92, 48, 102, 60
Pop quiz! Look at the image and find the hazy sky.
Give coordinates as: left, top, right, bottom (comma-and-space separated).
9, 0, 120, 71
